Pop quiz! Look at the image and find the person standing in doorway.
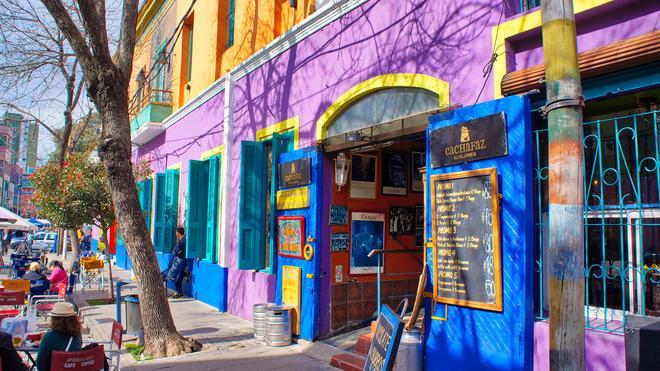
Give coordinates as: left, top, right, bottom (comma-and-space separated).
163, 227, 186, 298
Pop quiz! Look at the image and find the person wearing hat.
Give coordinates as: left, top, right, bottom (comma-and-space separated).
35, 302, 82, 371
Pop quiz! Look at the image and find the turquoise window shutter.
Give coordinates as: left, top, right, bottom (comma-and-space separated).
185, 160, 209, 259
238, 141, 267, 270
153, 173, 166, 252
279, 131, 295, 152
137, 179, 153, 233
164, 169, 180, 253
205, 156, 221, 263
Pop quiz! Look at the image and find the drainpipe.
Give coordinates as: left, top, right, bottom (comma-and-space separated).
219, 74, 234, 268
541, 0, 585, 369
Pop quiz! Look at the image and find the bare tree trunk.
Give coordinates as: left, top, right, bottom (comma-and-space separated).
68, 229, 80, 258
39, 0, 197, 357
98, 99, 195, 357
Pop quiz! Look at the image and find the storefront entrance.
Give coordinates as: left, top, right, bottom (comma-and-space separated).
325, 135, 427, 334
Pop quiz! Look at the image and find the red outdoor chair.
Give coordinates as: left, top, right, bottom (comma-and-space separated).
0, 291, 26, 320
51, 345, 105, 371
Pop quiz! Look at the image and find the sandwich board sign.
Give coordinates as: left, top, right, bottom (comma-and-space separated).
363, 304, 404, 371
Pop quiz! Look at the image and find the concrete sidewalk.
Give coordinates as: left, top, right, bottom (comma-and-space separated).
75, 265, 341, 370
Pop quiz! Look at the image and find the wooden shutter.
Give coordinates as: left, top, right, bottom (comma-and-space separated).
137, 179, 153, 233
279, 131, 295, 153
227, 0, 235, 47
186, 160, 209, 259
164, 169, 180, 253
238, 141, 267, 270
153, 173, 166, 252
205, 156, 221, 263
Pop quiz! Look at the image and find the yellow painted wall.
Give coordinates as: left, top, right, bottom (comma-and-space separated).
131, 0, 316, 113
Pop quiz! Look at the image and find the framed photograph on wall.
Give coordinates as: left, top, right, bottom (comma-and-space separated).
415, 228, 425, 248
411, 151, 425, 193
381, 151, 407, 196
350, 212, 385, 274
350, 154, 377, 199
415, 205, 424, 228
278, 216, 305, 259
329, 205, 349, 225
388, 207, 415, 235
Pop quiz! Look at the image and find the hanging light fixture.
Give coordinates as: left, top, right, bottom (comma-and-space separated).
334, 152, 350, 191
156, 51, 168, 65
135, 69, 146, 84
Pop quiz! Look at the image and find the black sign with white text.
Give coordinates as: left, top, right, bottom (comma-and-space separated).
430, 112, 508, 168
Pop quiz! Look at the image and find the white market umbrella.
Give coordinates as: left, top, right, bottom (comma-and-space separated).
0, 207, 37, 231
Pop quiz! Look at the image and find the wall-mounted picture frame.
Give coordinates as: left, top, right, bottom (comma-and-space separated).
381, 151, 407, 196
331, 233, 349, 252
277, 216, 305, 259
411, 151, 424, 193
329, 205, 349, 225
415, 205, 424, 228
350, 154, 377, 200
350, 212, 385, 274
388, 207, 415, 235
415, 228, 425, 248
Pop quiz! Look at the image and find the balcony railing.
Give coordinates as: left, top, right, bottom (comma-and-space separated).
129, 87, 173, 120
517, 0, 541, 13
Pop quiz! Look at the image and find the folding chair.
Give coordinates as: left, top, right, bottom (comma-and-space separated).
85, 320, 122, 370
28, 284, 67, 319
0, 291, 26, 320
0, 255, 11, 275
79, 258, 104, 292
1, 279, 31, 293
51, 345, 106, 371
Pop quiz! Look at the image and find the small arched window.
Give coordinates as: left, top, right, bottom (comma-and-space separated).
326, 87, 440, 137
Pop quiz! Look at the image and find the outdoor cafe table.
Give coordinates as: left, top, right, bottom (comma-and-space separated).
16, 343, 39, 370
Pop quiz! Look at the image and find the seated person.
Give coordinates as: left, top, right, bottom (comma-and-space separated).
35, 302, 82, 371
22, 262, 50, 295
48, 260, 68, 293
0, 330, 28, 370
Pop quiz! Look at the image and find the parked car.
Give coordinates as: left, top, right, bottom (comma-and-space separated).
31, 231, 58, 254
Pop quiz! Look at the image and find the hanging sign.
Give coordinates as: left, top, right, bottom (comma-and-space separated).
363, 304, 404, 371
278, 216, 305, 258
282, 265, 301, 335
430, 112, 508, 168
431, 168, 502, 312
279, 158, 311, 188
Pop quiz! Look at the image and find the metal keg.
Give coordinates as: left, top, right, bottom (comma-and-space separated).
265, 305, 293, 347
253, 303, 273, 342
396, 327, 422, 371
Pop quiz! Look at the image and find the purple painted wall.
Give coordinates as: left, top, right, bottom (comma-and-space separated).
511, 0, 660, 72
133, 0, 659, 341
534, 321, 625, 371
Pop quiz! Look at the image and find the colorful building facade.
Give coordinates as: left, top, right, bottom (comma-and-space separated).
119, 0, 660, 369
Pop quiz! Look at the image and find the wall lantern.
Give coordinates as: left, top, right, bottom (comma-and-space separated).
156, 51, 168, 65
334, 152, 350, 191
135, 69, 146, 84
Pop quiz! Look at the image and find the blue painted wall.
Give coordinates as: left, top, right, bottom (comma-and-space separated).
274, 148, 323, 341
115, 246, 228, 311
423, 95, 534, 370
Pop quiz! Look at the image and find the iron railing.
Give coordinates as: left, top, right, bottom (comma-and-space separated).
534, 109, 660, 332
128, 87, 173, 120
519, 0, 541, 13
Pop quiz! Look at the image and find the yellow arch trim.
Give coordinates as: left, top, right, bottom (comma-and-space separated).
166, 162, 182, 171
492, 0, 612, 98
256, 116, 300, 149
315, 73, 450, 140
200, 145, 224, 160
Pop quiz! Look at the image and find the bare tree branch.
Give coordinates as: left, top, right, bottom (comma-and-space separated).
117, 0, 139, 80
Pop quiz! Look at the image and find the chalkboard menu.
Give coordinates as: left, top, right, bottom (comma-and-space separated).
431, 168, 502, 312
363, 304, 404, 371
